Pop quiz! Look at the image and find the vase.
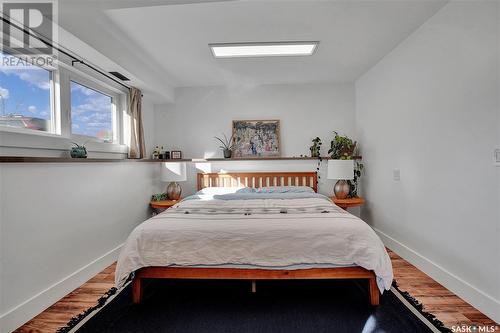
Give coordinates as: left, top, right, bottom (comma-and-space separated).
334, 180, 350, 199
166, 182, 182, 200
223, 149, 232, 158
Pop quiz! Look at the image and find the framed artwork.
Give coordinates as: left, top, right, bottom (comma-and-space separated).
232, 120, 280, 158
171, 151, 182, 159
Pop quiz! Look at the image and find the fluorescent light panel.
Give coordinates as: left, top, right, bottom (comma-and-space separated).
210, 42, 319, 58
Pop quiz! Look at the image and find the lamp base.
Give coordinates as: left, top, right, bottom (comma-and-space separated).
334, 180, 350, 199
166, 182, 182, 200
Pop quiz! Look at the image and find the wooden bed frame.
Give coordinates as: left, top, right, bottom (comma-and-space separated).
132, 172, 380, 306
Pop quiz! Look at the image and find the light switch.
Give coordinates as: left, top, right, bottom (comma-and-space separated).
393, 169, 400, 181
495, 149, 500, 163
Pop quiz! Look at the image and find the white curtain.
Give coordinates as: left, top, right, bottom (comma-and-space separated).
128, 87, 146, 159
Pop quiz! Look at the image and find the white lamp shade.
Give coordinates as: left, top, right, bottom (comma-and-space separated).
327, 160, 354, 180
160, 162, 187, 182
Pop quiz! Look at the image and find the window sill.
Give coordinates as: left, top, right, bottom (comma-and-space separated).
0, 156, 156, 163
0, 128, 127, 156
0, 126, 62, 138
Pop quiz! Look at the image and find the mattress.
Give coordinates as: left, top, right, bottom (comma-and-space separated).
115, 192, 393, 292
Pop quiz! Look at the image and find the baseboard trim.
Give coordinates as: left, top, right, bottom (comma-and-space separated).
374, 228, 500, 323
0, 243, 123, 333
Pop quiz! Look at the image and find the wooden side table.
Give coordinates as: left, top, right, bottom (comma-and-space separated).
150, 199, 181, 214
331, 197, 365, 210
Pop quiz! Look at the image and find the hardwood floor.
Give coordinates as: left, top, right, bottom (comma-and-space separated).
14, 265, 116, 333
389, 251, 498, 329
15, 250, 498, 333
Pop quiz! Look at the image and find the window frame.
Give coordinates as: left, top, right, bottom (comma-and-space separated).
0, 60, 129, 156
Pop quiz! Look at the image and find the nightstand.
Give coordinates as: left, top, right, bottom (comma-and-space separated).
150, 199, 180, 214
332, 197, 365, 210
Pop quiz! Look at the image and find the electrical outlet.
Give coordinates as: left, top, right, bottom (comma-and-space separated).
393, 169, 400, 181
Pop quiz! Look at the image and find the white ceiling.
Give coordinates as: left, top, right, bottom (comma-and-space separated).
59, 0, 447, 96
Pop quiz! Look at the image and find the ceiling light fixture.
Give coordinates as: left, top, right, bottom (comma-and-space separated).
209, 41, 319, 58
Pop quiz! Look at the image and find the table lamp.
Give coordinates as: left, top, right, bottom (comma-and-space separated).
160, 162, 187, 200
327, 159, 354, 199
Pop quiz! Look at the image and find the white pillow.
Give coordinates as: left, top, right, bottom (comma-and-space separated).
255, 186, 314, 193
196, 187, 254, 195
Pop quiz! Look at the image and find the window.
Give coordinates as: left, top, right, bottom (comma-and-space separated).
0, 61, 53, 133
70, 81, 114, 143
0, 51, 127, 154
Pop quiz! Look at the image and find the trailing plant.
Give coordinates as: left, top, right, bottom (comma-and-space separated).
308, 137, 324, 187
315, 155, 323, 187
328, 131, 357, 159
309, 137, 322, 158
350, 160, 364, 198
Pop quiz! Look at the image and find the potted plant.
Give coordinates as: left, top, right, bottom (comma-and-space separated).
214, 133, 236, 158
70, 142, 88, 158
151, 192, 168, 201
350, 159, 364, 198
328, 131, 356, 160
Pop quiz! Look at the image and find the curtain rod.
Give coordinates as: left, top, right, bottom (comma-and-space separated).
0, 16, 132, 91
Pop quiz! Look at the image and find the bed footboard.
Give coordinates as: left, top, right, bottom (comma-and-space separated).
131, 266, 380, 306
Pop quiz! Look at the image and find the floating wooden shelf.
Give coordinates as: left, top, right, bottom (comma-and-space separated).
134, 159, 193, 163
0, 156, 361, 163
198, 156, 362, 162
202, 157, 318, 161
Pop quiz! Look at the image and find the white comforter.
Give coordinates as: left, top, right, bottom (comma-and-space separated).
116, 194, 393, 292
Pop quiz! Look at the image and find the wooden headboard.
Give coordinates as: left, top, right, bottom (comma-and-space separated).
197, 172, 317, 193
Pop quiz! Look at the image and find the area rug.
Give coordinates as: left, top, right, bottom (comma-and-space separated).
58, 279, 450, 333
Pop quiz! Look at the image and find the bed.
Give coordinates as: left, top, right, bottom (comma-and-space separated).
116, 172, 393, 306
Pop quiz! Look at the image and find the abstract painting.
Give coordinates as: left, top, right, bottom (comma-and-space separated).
232, 120, 280, 158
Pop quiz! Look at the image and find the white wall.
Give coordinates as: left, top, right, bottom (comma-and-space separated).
0, 163, 160, 333
356, 0, 499, 322
154, 83, 356, 196
142, 99, 156, 158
